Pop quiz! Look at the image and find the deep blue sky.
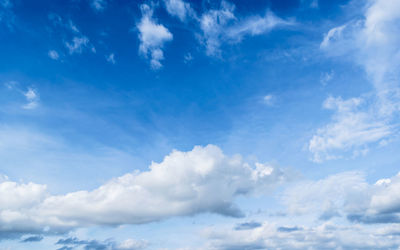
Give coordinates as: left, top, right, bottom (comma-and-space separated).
1, 0, 400, 249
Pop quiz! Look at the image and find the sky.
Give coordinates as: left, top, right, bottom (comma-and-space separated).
1, 0, 400, 249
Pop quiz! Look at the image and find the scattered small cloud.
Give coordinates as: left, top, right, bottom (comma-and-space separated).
163, 0, 196, 22
137, 4, 173, 70
90, 0, 107, 12
263, 94, 275, 106
65, 36, 95, 54
235, 221, 262, 230
320, 70, 334, 86
20, 235, 43, 243
22, 87, 39, 109
183, 52, 193, 63
48, 13, 95, 56
48, 50, 60, 60
106, 53, 116, 64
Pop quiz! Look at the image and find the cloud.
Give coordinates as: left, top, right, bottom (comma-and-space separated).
56, 237, 147, 250
22, 87, 39, 109
0, 145, 288, 237
0, 0, 15, 29
262, 94, 275, 106
20, 235, 43, 243
320, 70, 334, 86
48, 50, 60, 60
163, 0, 195, 22
90, 0, 107, 12
312, 0, 400, 161
106, 53, 115, 64
137, 4, 173, 69
204, 220, 400, 250
65, 36, 95, 55
234, 221, 262, 230
202, 171, 400, 249
283, 171, 400, 225
48, 14, 95, 55
308, 96, 392, 162
199, 1, 293, 56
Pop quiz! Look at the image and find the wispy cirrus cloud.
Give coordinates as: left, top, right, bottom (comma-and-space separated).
48, 13, 96, 56
199, 1, 294, 57
309, 0, 400, 162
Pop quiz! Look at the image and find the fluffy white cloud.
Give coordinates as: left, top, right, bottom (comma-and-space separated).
163, 0, 195, 22
199, 1, 293, 56
0, 145, 288, 237
137, 4, 173, 69
309, 96, 392, 162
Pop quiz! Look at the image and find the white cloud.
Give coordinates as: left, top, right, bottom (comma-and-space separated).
283, 171, 400, 224
263, 94, 275, 106
163, 0, 195, 22
48, 50, 59, 60
199, 1, 293, 56
55, 236, 148, 250
320, 70, 334, 85
202, 170, 400, 249
204, 220, 400, 250
0, 0, 14, 29
183, 52, 193, 63
309, 96, 391, 162
106, 53, 116, 64
90, 0, 107, 12
65, 36, 95, 54
0, 145, 288, 237
313, 0, 400, 161
48, 14, 95, 56
23, 88, 39, 110
137, 4, 173, 70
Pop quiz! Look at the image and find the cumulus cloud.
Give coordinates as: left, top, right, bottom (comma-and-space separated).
308, 96, 392, 162
0, 145, 288, 238
199, 1, 293, 56
137, 4, 173, 69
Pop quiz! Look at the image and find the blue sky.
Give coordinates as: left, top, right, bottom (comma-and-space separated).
1, 0, 400, 249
